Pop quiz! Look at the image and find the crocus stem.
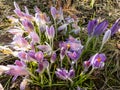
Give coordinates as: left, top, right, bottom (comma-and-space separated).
47, 68, 52, 86
85, 36, 93, 49
40, 74, 43, 85
54, 20, 57, 39
99, 43, 104, 52
60, 60, 62, 68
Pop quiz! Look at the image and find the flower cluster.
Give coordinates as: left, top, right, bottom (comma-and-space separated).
0, 2, 120, 90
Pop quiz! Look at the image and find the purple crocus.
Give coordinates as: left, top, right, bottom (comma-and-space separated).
46, 25, 55, 40
110, 18, 120, 35
84, 53, 106, 69
55, 68, 75, 81
87, 19, 108, 36
93, 20, 108, 36
87, 19, 98, 36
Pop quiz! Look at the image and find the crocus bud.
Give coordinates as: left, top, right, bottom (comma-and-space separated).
87, 19, 98, 36
51, 6, 57, 20
35, 51, 44, 62
102, 30, 111, 45
46, 25, 55, 40
93, 20, 108, 36
110, 18, 120, 35
50, 52, 57, 63
30, 32, 40, 44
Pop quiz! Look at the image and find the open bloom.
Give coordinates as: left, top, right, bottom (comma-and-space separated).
6, 60, 28, 81
55, 68, 75, 81
84, 53, 106, 70
11, 36, 31, 51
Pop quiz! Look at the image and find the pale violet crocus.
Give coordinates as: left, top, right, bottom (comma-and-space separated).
46, 25, 55, 40
11, 36, 31, 51
99, 30, 111, 51
51, 6, 57, 20
50, 52, 57, 63
14, 2, 33, 20
55, 68, 75, 82
29, 32, 40, 44
6, 60, 29, 81
22, 19, 34, 33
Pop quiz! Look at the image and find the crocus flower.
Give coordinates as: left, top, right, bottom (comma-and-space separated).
29, 32, 40, 44
35, 12, 49, 32
11, 36, 30, 51
46, 25, 55, 40
51, 6, 57, 20
67, 50, 82, 64
22, 19, 34, 33
50, 52, 57, 63
55, 68, 75, 81
58, 24, 68, 31
90, 53, 106, 69
36, 60, 49, 74
6, 60, 28, 81
8, 28, 24, 37
35, 51, 44, 62
14, 2, 33, 20
18, 51, 28, 61
87, 19, 98, 36
102, 30, 111, 45
37, 44, 52, 56
93, 20, 108, 36
110, 18, 120, 35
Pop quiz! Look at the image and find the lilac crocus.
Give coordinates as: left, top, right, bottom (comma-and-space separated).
14, 2, 33, 20
67, 50, 82, 64
36, 60, 49, 74
50, 52, 57, 63
93, 20, 108, 36
22, 19, 34, 33
46, 25, 55, 40
110, 18, 120, 35
51, 6, 57, 20
30, 32, 40, 44
18, 51, 28, 61
11, 36, 30, 51
35, 51, 44, 62
55, 68, 75, 81
6, 60, 28, 81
